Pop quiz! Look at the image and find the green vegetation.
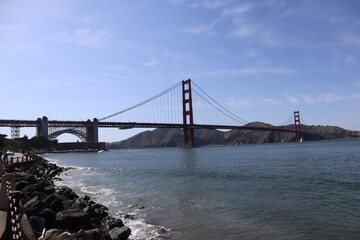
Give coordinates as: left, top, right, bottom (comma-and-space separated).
1, 136, 58, 152
107, 122, 360, 149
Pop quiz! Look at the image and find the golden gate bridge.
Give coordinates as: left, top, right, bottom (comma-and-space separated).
0, 79, 304, 147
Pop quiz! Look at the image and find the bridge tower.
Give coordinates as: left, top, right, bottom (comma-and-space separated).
182, 79, 194, 147
294, 111, 302, 142
36, 116, 49, 139
85, 118, 99, 142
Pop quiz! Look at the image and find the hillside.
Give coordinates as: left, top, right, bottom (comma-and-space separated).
106, 122, 360, 149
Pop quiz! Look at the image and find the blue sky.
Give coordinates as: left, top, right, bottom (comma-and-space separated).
1, 0, 360, 142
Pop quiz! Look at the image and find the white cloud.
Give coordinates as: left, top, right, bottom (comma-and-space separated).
284, 95, 299, 104
163, 51, 195, 63
262, 68, 295, 74
169, 0, 186, 6
181, 21, 217, 35
345, 55, 357, 64
225, 96, 283, 108
225, 97, 253, 108
261, 97, 282, 105
301, 93, 346, 104
144, 60, 157, 66
244, 49, 259, 57
222, 4, 252, 16
191, 0, 232, 9
206, 67, 295, 76
60, 28, 112, 46
228, 17, 280, 46
350, 94, 360, 99
342, 33, 360, 46
229, 23, 252, 37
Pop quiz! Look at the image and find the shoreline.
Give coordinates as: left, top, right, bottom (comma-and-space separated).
36, 149, 103, 154
45, 154, 172, 240
4, 155, 131, 239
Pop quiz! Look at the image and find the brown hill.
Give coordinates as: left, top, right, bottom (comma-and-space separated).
106, 123, 360, 149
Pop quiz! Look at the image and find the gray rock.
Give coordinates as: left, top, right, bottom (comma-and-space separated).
55, 208, 92, 232
38, 208, 56, 228
108, 226, 131, 240
104, 217, 124, 230
41, 228, 109, 240
43, 193, 65, 212
29, 216, 46, 237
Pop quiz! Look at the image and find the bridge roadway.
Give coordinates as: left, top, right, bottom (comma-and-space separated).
0, 119, 299, 133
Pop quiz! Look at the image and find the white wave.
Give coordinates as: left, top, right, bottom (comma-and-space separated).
80, 186, 113, 196
125, 219, 172, 240
46, 157, 172, 240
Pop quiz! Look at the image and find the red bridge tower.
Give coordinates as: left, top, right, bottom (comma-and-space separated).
182, 79, 194, 147
294, 111, 302, 142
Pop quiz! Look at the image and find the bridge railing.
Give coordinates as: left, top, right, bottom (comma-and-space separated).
0, 159, 37, 240
2, 154, 36, 165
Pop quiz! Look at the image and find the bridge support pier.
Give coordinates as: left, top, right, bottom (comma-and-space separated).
36, 116, 48, 139
86, 118, 99, 142
182, 79, 195, 147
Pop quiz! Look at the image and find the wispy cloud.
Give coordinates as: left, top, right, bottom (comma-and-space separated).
228, 92, 360, 108
226, 15, 281, 46
181, 21, 217, 35
244, 49, 260, 57
329, 16, 344, 23
169, 0, 185, 6
284, 95, 299, 104
206, 67, 295, 76
59, 28, 112, 46
144, 60, 157, 66
228, 19, 253, 38
345, 55, 357, 64
300, 93, 347, 104
221, 4, 252, 17
191, 0, 232, 9
225, 96, 283, 108
163, 51, 195, 63
342, 33, 360, 46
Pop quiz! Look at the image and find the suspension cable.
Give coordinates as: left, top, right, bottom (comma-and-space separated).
278, 114, 293, 126
192, 81, 248, 125
192, 88, 247, 125
99, 82, 182, 121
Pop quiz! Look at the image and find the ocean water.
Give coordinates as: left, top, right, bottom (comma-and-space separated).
42, 139, 360, 240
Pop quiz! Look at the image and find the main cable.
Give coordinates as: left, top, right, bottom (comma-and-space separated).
192, 81, 248, 125
99, 82, 182, 121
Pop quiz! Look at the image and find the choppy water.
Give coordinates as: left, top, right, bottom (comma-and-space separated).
43, 139, 360, 240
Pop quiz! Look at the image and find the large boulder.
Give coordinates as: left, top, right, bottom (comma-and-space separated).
55, 208, 92, 232
108, 226, 131, 240
38, 208, 56, 228
57, 186, 79, 200
43, 193, 65, 212
103, 217, 124, 231
29, 216, 46, 238
41, 228, 110, 240
24, 195, 46, 217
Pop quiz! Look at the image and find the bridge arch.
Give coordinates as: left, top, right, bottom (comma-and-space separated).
49, 128, 87, 142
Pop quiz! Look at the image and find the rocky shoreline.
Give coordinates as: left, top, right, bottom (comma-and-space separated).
5, 156, 131, 240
